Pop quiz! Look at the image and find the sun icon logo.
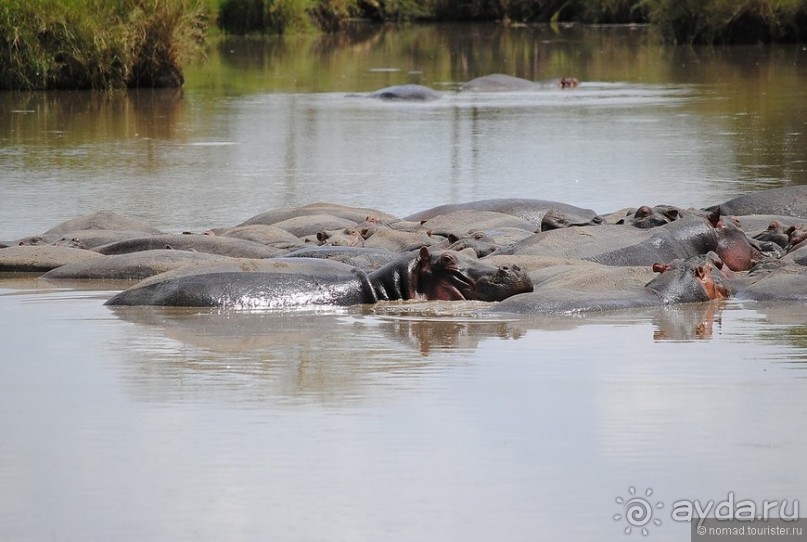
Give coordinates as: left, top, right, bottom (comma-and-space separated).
614, 487, 664, 536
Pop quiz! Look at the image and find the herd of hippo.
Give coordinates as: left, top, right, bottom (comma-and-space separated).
364, 73, 581, 101
1, 185, 806, 314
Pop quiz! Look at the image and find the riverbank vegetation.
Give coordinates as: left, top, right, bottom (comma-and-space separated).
216, 0, 807, 44
0, 0, 207, 90
1, 0, 805, 90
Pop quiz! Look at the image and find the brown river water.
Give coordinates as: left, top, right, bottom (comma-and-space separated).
1, 24, 806, 541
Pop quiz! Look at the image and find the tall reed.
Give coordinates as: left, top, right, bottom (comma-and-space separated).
0, 0, 208, 90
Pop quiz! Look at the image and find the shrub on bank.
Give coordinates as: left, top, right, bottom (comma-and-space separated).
0, 0, 207, 90
215, 0, 645, 30
218, 0, 359, 32
645, 0, 807, 44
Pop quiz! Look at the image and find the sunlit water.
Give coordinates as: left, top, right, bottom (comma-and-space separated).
1, 24, 806, 541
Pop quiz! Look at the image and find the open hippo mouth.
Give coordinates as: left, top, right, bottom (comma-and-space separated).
416, 248, 534, 302
430, 252, 477, 301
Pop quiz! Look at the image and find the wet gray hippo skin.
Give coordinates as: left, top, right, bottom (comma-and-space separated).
404, 198, 602, 229
499, 212, 761, 271
284, 245, 403, 271
460, 74, 579, 92
587, 213, 761, 271
367, 84, 441, 101
708, 185, 807, 218
615, 205, 683, 228
237, 203, 398, 227
489, 253, 730, 314
93, 234, 285, 259
106, 247, 534, 308
733, 260, 807, 301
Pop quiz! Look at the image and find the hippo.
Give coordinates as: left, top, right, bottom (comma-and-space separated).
268, 214, 357, 238
40, 210, 163, 238
419, 210, 536, 237
367, 84, 441, 101
362, 228, 439, 252
284, 246, 403, 271
444, 230, 502, 258
316, 227, 364, 247
615, 205, 683, 228
237, 203, 398, 228
708, 185, 807, 218
734, 260, 807, 301
42, 250, 235, 280
105, 247, 534, 308
0, 245, 105, 273
502, 211, 760, 271
488, 253, 730, 314
92, 234, 285, 259
404, 198, 602, 229
459, 74, 579, 92
206, 224, 302, 249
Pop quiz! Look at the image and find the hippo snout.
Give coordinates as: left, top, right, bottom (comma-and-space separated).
472, 263, 533, 302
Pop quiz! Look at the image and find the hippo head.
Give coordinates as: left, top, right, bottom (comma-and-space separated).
648, 252, 732, 304
317, 227, 364, 247
540, 208, 604, 231
411, 247, 533, 302
560, 77, 579, 89
446, 230, 500, 258
617, 205, 682, 229
712, 214, 762, 271
787, 224, 807, 252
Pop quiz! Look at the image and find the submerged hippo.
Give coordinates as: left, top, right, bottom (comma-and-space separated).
489, 253, 730, 314
105, 247, 534, 308
460, 74, 579, 92
367, 84, 441, 101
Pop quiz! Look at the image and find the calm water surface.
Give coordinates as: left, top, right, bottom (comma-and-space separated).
1, 24, 806, 541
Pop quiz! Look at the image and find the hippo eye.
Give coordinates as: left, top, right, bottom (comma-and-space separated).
440, 253, 457, 266
474, 232, 485, 240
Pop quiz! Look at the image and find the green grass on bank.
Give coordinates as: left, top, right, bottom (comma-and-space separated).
2, 0, 805, 90
0, 0, 208, 90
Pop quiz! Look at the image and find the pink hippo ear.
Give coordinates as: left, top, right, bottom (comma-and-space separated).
652, 263, 670, 273
418, 246, 431, 262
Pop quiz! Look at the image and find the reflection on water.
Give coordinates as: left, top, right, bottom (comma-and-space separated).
1, 283, 806, 541
1, 23, 807, 542
1, 25, 806, 240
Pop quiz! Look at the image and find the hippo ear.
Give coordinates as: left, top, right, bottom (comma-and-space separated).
360, 228, 370, 238
418, 246, 431, 261
694, 265, 708, 280
662, 208, 681, 221
652, 263, 670, 273
707, 207, 721, 227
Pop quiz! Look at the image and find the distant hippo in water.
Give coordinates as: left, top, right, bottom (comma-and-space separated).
460, 74, 579, 92
367, 84, 441, 101
106, 247, 534, 308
